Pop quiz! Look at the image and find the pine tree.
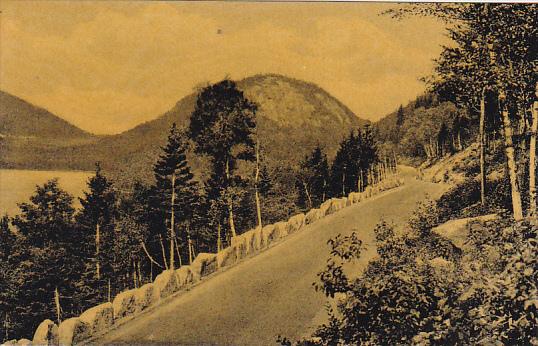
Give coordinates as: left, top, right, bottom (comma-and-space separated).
154, 123, 198, 269
11, 180, 81, 337
76, 163, 117, 304
189, 79, 257, 240
330, 138, 351, 198
396, 105, 405, 126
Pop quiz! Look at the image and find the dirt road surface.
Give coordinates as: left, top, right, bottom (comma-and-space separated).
98, 168, 445, 345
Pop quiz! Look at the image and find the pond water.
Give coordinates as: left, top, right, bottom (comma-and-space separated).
0, 169, 93, 217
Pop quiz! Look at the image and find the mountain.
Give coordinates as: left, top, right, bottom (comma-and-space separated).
0, 91, 95, 139
0, 91, 100, 169
1, 74, 368, 184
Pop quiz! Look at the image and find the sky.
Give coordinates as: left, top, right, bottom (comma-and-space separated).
0, 1, 448, 135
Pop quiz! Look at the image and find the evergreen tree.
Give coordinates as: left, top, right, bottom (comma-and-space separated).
189, 79, 257, 239
396, 105, 405, 126
297, 146, 330, 209
153, 123, 198, 269
330, 138, 351, 198
76, 163, 117, 304
11, 180, 81, 337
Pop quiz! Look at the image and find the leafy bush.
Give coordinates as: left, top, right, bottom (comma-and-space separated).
282, 205, 538, 345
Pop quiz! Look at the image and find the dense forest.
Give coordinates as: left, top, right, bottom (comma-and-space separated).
0, 80, 386, 341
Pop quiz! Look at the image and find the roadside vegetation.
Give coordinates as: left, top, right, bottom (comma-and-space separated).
279, 3, 537, 345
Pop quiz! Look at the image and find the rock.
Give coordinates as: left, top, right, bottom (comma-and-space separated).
175, 265, 194, 286
112, 289, 137, 319
319, 199, 333, 216
133, 283, 157, 312
153, 270, 179, 299
286, 213, 305, 233
191, 253, 218, 278
328, 198, 347, 214
260, 224, 276, 247
78, 302, 114, 335
58, 317, 90, 345
305, 208, 322, 224
217, 246, 239, 268
232, 232, 250, 259
17, 339, 32, 346
32, 319, 59, 346
348, 192, 362, 204
432, 214, 497, 249
273, 221, 288, 240
249, 228, 262, 253
4, 340, 17, 345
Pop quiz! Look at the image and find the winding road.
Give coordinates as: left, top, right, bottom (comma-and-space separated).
97, 168, 445, 345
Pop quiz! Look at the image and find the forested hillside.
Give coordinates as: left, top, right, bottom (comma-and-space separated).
0, 78, 383, 342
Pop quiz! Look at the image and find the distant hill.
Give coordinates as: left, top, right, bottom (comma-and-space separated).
0, 91, 94, 139
0, 91, 100, 169
1, 74, 368, 185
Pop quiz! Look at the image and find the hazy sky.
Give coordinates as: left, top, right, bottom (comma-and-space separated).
0, 1, 447, 134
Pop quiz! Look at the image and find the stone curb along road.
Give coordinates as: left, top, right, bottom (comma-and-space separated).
9, 172, 431, 346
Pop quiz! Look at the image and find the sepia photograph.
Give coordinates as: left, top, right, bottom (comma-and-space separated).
0, 1, 536, 345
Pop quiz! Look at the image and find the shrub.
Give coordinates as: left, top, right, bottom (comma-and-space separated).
282, 210, 537, 345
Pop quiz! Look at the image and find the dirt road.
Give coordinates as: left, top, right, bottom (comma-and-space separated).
98, 169, 445, 345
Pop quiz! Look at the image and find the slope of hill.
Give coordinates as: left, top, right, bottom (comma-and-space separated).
1, 74, 368, 185
0, 91, 95, 139
0, 91, 100, 169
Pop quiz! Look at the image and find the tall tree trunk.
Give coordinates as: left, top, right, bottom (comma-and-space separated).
254, 136, 262, 229
188, 234, 193, 264
170, 173, 176, 270
479, 88, 487, 206
107, 279, 111, 303
54, 287, 61, 325
302, 182, 312, 209
175, 237, 182, 267
500, 98, 524, 220
225, 158, 237, 237
96, 223, 100, 280
217, 223, 222, 252
342, 172, 346, 197
529, 99, 538, 217
159, 234, 168, 270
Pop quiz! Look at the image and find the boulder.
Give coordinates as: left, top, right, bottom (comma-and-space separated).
78, 302, 114, 335
273, 222, 288, 240
191, 253, 218, 278
233, 232, 250, 259
319, 199, 333, 216
260, 224, 276, 247
286, 213, 305, 233
153, 270, 179, 299
17, 339, 32, 346
32, 319, 59, 346
246, 228, 262, 254
58, 317, 90, 345
328, 198, 347, 214
217, 246, 239, 268
348, 192, 362, 204
175, 265, 194, 286
305, 208, 322, 224
133, 283, 157, 312
4, 340, 17, 345
432, 214, 497, 250
112, 289, 137, 319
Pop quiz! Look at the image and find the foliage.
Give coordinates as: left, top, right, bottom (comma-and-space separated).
296, 146, 330, 210
189, 79, 257, 240
284, 198, 537, 345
